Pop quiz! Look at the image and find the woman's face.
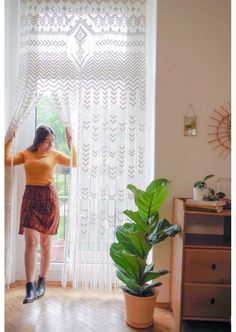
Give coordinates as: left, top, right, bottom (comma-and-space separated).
37, 134, 55, 152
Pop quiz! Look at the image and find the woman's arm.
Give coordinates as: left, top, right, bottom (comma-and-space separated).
55, 147, 77, 167
55, 128, 77, 167
5, 134, 25, 166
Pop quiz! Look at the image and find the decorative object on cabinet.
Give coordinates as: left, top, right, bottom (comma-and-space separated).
184, 103, 197, 136
170, 198, 231, 332
193, 174, 214, 200
110, 178, 180, 329
192, 174, 228, 202
208, 103, 231, 158
216, 177, 231, 200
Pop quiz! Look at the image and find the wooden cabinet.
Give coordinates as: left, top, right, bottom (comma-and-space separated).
170, 198, 231, 332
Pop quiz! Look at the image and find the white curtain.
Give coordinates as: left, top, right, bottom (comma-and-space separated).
6, 0, 156, 291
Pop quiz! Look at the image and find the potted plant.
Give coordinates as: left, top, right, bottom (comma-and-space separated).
193, 174, 214, 200
110, 178, 180, 328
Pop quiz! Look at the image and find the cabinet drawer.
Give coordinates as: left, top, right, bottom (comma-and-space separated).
184, 249, 231, 283
183, 284, 231, 319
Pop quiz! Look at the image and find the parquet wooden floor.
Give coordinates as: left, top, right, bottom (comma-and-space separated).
5, 285, 176, 332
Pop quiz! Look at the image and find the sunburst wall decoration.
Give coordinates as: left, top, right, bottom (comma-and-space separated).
208, 102, 231, 158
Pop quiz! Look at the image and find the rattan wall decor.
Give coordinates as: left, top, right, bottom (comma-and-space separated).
208, 102, 231, 158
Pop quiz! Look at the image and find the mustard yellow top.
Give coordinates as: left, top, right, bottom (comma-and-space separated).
5, 139, 77, 186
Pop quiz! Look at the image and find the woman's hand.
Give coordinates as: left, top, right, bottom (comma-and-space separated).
65, 127, 72, 149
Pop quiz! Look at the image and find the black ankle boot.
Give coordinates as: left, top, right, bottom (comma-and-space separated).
36, 275, 46, 299
23, 282, 36, 304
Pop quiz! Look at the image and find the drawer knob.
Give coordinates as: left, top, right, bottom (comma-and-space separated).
211, 263, 216, 270
210, 298, 215, 304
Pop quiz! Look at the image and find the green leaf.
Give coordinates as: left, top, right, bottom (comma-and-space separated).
123, 210, 148, 232
203, 174, 214, 182
209, 188, 215, 196
149, 212, 159, 234
144, 263, 154, 273
149, 219, 180, 244
116, 224, 151, 258
127, 231, 145, 258
129, 229, 152, 258
116, 225, 142, 256
122, 250, 146, 280
116, 270, 141, 294
110, 243, 137, 279
120, 286, 141, 296
135, 186, 169, 219
194, 174, 215, 188
122, 222, 138, 232
193, 181, 206, 189
142, 269, 169, 283
146, 178, 170, 192
142, 281, 163, 292
127, 184, 139, 195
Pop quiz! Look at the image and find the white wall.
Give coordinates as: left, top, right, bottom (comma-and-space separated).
155, 0, 231, 302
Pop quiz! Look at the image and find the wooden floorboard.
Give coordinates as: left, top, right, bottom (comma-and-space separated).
5, 285, 176, 332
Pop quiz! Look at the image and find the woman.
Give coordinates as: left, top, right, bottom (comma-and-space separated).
5, 125, 76, 304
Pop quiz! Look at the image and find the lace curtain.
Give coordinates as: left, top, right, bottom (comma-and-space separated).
5, 0, 156, 291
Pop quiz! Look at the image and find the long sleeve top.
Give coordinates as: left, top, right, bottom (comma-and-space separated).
5, 139, 77, 186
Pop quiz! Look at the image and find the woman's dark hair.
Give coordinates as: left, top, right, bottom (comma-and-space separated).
28, 125, 55, 151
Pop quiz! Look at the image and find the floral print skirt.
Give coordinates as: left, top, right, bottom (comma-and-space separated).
19, 184, 60, 235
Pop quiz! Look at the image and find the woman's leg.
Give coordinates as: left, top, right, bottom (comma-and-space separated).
39, 233, 52, 277
23, 228, 39, 304
36, 233, 52, 299
24, 228, 39, 282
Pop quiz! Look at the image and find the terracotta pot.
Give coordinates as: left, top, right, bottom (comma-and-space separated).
123, 290, 158, 329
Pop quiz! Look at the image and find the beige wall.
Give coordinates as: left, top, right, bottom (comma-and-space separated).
154, 0, 231, 302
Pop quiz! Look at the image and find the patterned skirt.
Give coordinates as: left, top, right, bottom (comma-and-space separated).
19, 184, 60, 235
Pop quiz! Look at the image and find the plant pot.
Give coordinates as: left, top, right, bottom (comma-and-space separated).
193, 187, 207, 200
123, 290, 158, 329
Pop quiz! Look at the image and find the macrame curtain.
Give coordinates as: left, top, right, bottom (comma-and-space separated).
6, 0, 155, 291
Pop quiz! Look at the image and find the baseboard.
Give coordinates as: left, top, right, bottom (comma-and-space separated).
156, 302, 170, 310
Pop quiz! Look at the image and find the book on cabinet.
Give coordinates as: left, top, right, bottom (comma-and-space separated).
185, 199, 226, 207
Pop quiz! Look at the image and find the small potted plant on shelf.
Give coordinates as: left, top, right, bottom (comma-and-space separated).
110, 178, 180, 329
193, 174, 215, 200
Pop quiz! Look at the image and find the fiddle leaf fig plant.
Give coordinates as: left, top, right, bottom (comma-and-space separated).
110, 178, 180, 297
